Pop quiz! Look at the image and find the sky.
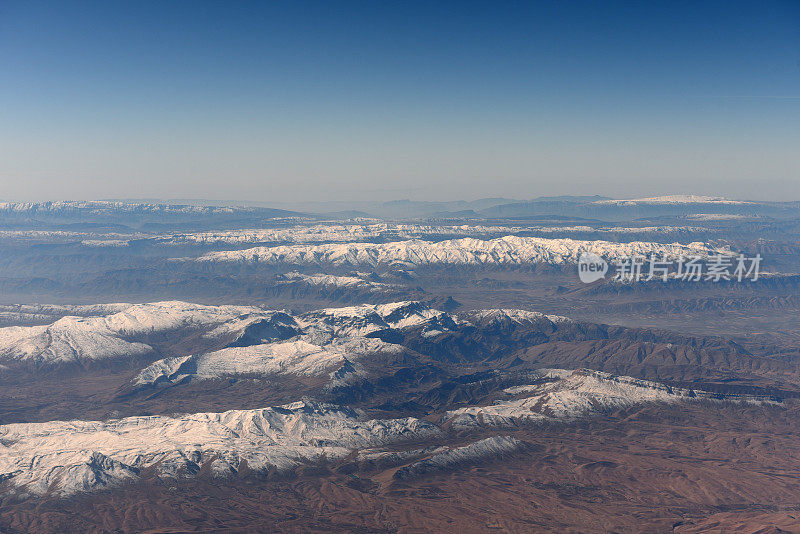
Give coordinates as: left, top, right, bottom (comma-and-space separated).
0, 1, 798, 203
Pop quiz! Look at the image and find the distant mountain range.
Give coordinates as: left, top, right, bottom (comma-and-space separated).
0, 196, 797, 230
479, 195, 800, 220
0, 201, 304, 230
193, 235, 720, 268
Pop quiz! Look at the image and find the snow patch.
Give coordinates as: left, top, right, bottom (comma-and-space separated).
0, 401, 440, 497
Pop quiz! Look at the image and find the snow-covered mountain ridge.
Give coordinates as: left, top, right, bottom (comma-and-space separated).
0, 300, 456, 368
591, 195, 748, 205
0, 369, 778, 499
192, 235, 720, 267
151, 223, 713, 247
0, 301, 282, 364
447, 368, 778, 429
131, 301, 454, 386
0, 401, 439, 497
132, 341, 351, 386
277, 272, 401, 291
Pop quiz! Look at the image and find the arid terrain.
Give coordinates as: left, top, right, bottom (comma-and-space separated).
0, 198, 799, 533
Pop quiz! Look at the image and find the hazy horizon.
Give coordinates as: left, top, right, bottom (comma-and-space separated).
1, 1, 799, 202
0, 192, 798, 206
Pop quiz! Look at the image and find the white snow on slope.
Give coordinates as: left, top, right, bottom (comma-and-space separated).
0, 401, 439, 497
0, 322, 154, 364
392, 436, 525, 480
592, 195, 748, 205
597, 225, 710, 234
132, 337, 400, 388
0, 303, 140, 330
158, 224, 388, 245
446, 368, 774, 429
468, 308, 570, 325
0, 223, 717, 250
156, 223, 524, 246
133, 341, 348, 385
0, 368, 779, 498
80, 239, 130, 247
277, 272, 400, 291
298, 301, 449, 342
131, 302, 440, 386
0, 301, 276, 364
95, 301, 267, 337
0, 299, 448, 368
150, 223, 719, 248
192, 236, 720, 267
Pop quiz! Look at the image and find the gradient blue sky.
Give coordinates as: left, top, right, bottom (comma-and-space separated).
1, 1, 798, 202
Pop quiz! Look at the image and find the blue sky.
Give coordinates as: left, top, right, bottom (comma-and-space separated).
1, 1, 798, 202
